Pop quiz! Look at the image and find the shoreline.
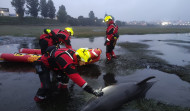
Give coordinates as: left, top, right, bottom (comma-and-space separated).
0, 25, 190, 38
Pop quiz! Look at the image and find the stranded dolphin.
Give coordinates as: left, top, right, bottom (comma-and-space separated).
81, 76, 156, 111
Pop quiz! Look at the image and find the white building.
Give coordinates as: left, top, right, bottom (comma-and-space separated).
0, 8, 9, 16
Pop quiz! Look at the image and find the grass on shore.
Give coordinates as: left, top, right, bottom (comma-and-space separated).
0, 25, 106, 38
121, 99, 190, 111
0, 25, 190, 38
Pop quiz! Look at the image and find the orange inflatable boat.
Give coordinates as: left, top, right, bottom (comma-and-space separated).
0, 53, 41, 63
19, 48, 41, 55
1, 48, 102, 64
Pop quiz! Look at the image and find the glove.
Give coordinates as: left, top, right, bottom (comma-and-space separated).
84, 85, 104, 97
93, 90, 104, 97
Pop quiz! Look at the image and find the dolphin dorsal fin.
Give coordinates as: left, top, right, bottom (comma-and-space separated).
137, 76, 155, 85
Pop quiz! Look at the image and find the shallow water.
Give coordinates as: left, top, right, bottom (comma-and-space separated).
0, 34, 190, 111
2, 34, 190, 66
73, 33, 190, 66
118, 34, 190, 66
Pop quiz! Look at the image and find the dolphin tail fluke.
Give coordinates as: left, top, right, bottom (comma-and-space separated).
137, 76, 156, 85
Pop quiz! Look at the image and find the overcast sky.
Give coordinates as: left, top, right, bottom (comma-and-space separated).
1, 0, 190, 22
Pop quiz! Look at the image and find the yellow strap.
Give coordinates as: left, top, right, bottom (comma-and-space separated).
14, 53, 24, 56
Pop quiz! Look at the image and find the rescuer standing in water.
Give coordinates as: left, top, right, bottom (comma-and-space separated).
104, 16, 119, 63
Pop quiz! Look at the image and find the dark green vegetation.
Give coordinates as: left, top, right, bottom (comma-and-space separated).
11, 0, 56, 19
11, 0, 25, 19
121, 99, 190, 111
1, 18, 190, 37
119, 25, 190, 34
0, 16, 60, 25
10, 0, 122, 26
0, 25, 105, 37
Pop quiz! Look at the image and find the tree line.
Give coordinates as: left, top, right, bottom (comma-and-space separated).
11, 0, 126, 26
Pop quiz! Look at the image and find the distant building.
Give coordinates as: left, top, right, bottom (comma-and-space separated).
0, 8, 9, 16
161, 21, 171, 26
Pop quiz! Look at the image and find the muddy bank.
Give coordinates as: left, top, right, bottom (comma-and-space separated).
1, 34, 190, 111
117, 42, 190, 82
120, 99, 190, 111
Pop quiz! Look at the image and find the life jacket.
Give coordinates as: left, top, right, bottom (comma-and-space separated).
51, 48, 86, 87
106, 20, 119, 41
57, 30, 72, 48
58, 30, 70, 41
39, 48, 86, 88
40, 34, 54, 46
51, 48, 77, 69
52, 29, 62, 35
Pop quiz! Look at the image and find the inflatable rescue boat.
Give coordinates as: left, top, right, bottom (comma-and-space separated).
0, 48, 102, 63
0, 53, 41, 63
19, 48, 41, 55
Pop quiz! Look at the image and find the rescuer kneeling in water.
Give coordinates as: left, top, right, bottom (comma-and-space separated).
104, 16, 119, 63
34, 46, 103, 102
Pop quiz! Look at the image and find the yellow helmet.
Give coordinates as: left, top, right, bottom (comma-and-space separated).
104, 16, 112, 22
75, 48, 91, 62
65, 27, 74, 36
44, 28, 51, 34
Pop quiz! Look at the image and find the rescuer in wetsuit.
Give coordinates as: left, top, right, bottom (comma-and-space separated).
34, 46, 103, 102
52, 27, 73, 49
39, 29, 58, 54
104, 16, 119, 63
39, 27, 74, 54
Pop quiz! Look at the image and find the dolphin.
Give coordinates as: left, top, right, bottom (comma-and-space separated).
81, 76, 156, 111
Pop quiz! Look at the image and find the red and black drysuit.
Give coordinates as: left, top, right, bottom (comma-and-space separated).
39, 31, 58, 54
105, 20, 119, 61
53, 29, 72, 49
34, 48, 100, 101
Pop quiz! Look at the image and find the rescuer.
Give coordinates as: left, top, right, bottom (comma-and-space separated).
104, 16, 119, 63
39, 27, 74, 55
52, 27, 74, 49
34, 46, 103, 102
39, 28, 58, 54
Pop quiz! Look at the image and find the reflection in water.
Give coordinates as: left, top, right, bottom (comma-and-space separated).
89, 37, 94, 43
19, 43, 29, 49
36, 88, 72, 111
0, 37, 39, 54
103, 72, 117, 86
0, 62, 35, 72
118, 34, 190, 66
77, 64, 101, 79
32, 39, 41, 49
